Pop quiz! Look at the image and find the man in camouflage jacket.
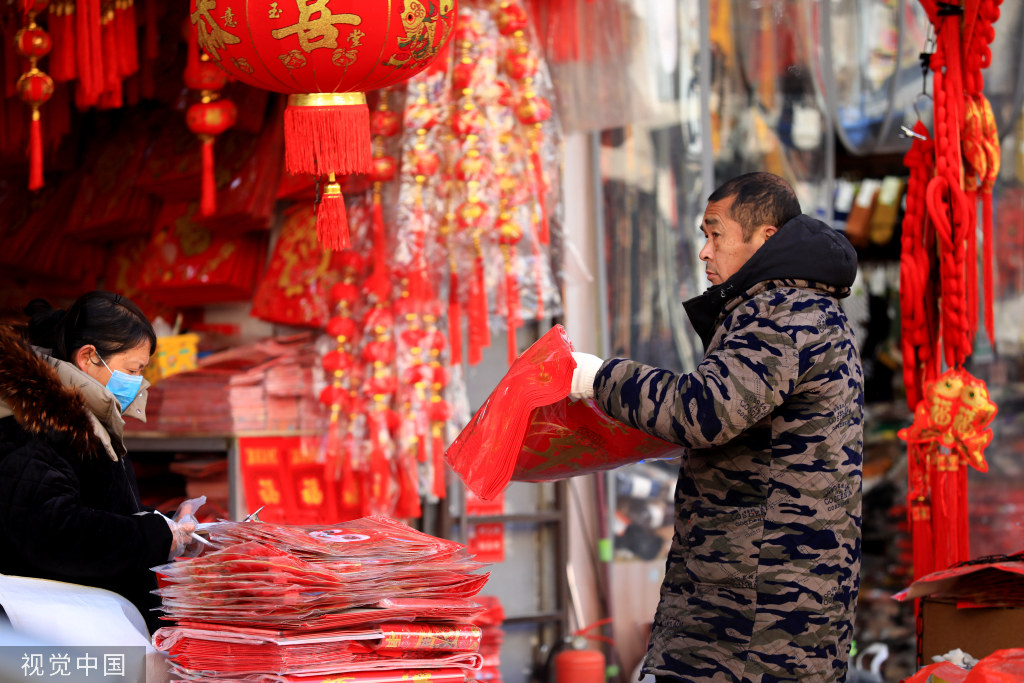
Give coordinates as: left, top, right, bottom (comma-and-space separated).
571, 172, 863, 682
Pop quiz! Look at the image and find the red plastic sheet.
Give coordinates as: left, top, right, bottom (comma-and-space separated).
445, 325, 684, 501
902, 649, 1024, 682
965, 649, 1024, 681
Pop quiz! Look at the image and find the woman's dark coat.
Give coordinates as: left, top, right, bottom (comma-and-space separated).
0, 326, 171, 635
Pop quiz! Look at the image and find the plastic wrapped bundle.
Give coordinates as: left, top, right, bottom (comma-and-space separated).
445, 325, 683, 501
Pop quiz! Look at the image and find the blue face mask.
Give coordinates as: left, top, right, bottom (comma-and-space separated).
97, 354, 144, 412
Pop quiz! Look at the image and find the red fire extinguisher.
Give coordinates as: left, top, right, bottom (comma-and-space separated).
552, 617, 613, 683
554, 644, 606, 683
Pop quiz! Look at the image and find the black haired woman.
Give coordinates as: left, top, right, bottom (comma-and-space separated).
0, 290, 203, 636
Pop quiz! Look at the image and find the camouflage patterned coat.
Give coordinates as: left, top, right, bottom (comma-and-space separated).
594, 215, 863, 682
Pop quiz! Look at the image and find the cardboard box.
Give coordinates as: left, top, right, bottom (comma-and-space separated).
920, 598, 1024, 663
143, 333, 199, 385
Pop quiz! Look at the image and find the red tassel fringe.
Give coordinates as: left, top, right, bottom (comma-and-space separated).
448, 269, 463, 366
432, 431, 446, 499
982, 194, 995, 350
284, 103, 372, 176
118, 1, 139, 76
505, 269, 520, 366
28, 112, 43, 190
315, 190, 350, 251
532, 149, 549, 244
966, 189, 978, 342
200, 137, 217, 216
50, 5, 77, 82
467, 254, 489, 366
76, 0, 103, 107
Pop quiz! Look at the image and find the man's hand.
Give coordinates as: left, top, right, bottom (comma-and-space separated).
570, 352, 603, 401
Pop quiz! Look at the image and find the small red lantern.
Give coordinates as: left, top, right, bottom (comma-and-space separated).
189, 0, 458, 249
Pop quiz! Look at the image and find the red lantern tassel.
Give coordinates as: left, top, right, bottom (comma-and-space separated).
199, 136, 217, 216
982, 193, 995, 350
315, 175, 350, 251
432, 426, 446, 499
532, 148, 549, 244
144, 0, 157, 60
370, 443, 390, 513
284, 93, 372, 176
448, 267, 463, 366
467, 253, 489, 366
74, 0, 103, 107
416, 432, 428, 463
910, 496, 934, 581
28, 109, 43, 190
100, 10, 120, 98
117, 0, 138, 77
50, 2, 77, 81
957, 463, 969, 562
365, 195, 390, 300
395, 455, 421, 519
505, 268, 520, 366
966, 189, 978, 342
931, 452, 959, 569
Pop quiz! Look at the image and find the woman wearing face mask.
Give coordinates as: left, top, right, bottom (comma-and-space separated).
0, 290, 204, 635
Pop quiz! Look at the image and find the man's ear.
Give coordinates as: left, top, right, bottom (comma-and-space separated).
761, 225, 778, 240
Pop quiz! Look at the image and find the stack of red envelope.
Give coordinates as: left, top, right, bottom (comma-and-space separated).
152, 515, 490, 682
469, 596, 505, 682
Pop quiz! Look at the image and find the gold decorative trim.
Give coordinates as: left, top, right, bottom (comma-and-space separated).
288, 92, 365, 107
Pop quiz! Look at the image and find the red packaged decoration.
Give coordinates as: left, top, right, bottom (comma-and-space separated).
251, 203, 347, 329
445, 325, 684, 501
136, 202, 268, 307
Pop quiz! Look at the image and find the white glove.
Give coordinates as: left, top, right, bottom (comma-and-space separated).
569, 352, 603, 401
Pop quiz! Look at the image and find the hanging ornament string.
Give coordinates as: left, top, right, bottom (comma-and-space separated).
14, 0, 55, 190
497, 0, 551, 247
183, 30, 237, 216
496, 0, 558, 324
320, 257, 364, 520
900, 120, 938, 411
959, 0, 1002, 352
924, 1, 971, 370
450, 13, 493, 366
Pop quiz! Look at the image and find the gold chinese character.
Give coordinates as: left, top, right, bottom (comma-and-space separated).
300, 477, 324, 506
268, 2, 282, 18
271, 0, 361, 53
221, 7, 236, 27
191, 0, 241, 61
258, 478, 282, 504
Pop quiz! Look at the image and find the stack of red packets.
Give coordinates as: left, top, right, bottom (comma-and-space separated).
152, 515, 489, 682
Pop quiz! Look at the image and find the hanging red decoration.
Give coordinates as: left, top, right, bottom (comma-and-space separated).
188, 0, 458, 249
183, 24, 237, 217
14, 0, 54, 190
898, 367, 998, 575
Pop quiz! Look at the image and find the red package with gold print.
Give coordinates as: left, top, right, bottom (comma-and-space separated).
445, 325, 683, 501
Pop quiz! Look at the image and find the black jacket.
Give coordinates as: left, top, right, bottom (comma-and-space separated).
0, 326, 172, 635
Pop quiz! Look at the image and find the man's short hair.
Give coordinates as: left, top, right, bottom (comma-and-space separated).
708, 172, 802, 241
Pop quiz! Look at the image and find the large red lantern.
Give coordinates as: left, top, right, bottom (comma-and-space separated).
189, 0, 458, 249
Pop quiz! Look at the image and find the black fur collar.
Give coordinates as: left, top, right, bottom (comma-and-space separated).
0, 325, 105, 458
